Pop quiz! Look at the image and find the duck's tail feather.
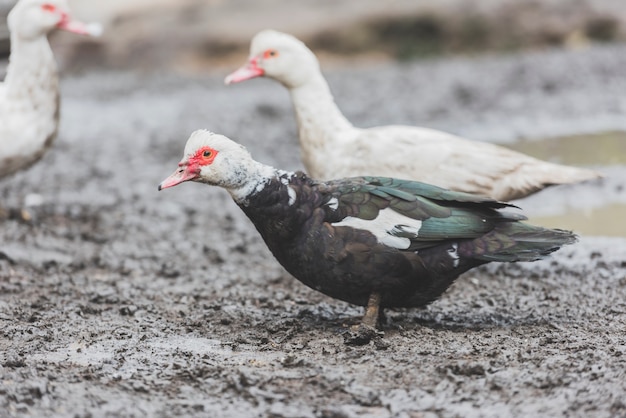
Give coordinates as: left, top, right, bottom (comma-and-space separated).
460, 222, 577, 263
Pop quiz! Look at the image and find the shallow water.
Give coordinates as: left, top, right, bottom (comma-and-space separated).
508, 131, 626, 166
531, 203, 626, 237
508, 131, 626, 237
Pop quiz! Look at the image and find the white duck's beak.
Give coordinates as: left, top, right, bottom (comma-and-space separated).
224, 57, 264, 85
158, 164, 199, 191
57, 14, 103, 37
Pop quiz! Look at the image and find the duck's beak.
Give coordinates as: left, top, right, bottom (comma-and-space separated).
57, 13, 103, 37
158, 164, 198, 191
224, 57, 264, 84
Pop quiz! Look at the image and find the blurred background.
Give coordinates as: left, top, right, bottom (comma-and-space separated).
1, 0, 626, 236
3, 0, 626, 71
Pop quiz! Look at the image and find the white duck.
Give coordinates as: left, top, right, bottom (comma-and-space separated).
225, 30, 601, 201
0, 0, 100, 180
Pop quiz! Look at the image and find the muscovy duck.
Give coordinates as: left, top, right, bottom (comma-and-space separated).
225, 29, 601, 201
0, 0, 101, 180
159, 130, 577, 344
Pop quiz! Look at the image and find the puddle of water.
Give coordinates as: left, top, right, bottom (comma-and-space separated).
529, 203, 626, 237
506, 131, 626, 237
507, 131, 626, 166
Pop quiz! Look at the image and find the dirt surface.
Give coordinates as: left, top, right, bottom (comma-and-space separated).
2, 44, 626, 417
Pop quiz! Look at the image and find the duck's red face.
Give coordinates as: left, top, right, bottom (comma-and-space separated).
224, 47, 283, 84
43, 3, 70, 30
37, 1, 102, 36
263, 49, 279, 59
41, 3, 57, 13
158, 146, 219, 190
189, 146, 219, 167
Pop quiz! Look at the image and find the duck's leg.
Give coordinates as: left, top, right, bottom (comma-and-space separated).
0, 202, 33, 223
16, 208, 33, 222
361, 292, 382, 328
344, 292, 384, 345
0, 208, 33, 223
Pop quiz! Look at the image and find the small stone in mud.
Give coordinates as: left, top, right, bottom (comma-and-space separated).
159, 262, 180, 278
3, 357, 26, 368
119, 305, 138, 316
281, 353, 305, 367
343, 325, 384, 346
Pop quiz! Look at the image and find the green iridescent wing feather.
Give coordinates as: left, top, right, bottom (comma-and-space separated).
320, 176, 525, 247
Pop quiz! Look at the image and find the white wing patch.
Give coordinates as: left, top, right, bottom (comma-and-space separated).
279, 176, 297, 206
287, 187, 297, 206
448, 243, 460, 267
326, 197, 339, 210
390, 224, 421, 237
331, 208, 423, 249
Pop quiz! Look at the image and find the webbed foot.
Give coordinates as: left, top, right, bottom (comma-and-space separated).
343, 292, 388, 347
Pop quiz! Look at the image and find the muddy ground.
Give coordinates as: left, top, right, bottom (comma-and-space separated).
2, 43, 626, 417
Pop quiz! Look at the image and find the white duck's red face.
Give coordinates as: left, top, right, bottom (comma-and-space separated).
160, 131, 282, 203
159, 131, 256, 191
8, 0, 101, 40
225, 29, 320, 88
159, 144, 219, 190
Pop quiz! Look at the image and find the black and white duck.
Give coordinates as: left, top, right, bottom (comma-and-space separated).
159, 130, 577, 344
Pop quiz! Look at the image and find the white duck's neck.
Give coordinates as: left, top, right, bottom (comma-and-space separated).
4, 34, 60, 112
288, 72, 355, 175
227, 160, 285, 205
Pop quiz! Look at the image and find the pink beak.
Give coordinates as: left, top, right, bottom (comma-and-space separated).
57, 13, 102, 37
224, 57, 264, 85
158, 164, 199, 191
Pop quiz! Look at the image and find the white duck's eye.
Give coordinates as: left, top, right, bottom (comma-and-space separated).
263, 49, 279, 59
192, 147, 218, 165
41, 3, 57, 13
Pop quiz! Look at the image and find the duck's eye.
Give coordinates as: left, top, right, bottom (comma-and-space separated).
193, 147, 218, 166
41, 3, 56, 12
263, 49, 279, 59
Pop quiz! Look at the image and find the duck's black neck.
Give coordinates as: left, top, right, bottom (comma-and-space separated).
238, 171, 321, 243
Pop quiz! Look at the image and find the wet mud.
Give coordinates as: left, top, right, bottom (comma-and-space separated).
2, 44, 626, 417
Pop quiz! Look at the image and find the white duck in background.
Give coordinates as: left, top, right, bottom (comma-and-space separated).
225, 30, 601, 201
0, 0, 101, 180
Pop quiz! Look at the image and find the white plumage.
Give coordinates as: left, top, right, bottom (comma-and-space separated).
225, 29, 602, 201
332, 208, 424, 250
0, 0, 100, 180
